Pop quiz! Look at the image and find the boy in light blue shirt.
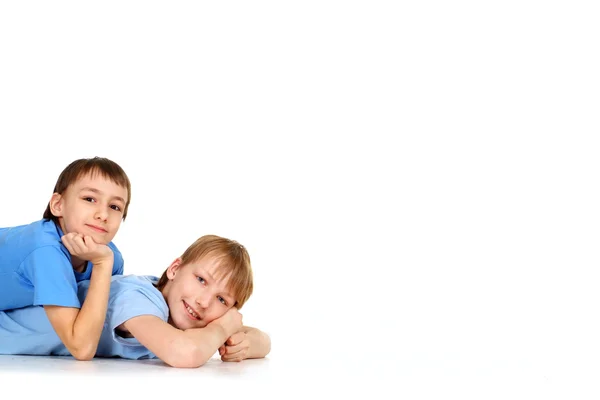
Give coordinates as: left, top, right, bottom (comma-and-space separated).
0, 157, 131, 360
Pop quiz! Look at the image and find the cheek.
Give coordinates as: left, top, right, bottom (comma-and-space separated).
205, 306, 229, 323
183, 281, 197, 293
64, 216, 80, 229
107, 215, 122, 229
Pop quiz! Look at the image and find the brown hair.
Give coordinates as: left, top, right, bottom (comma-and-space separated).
43, 157, 132, 223
156, 235, 254, 309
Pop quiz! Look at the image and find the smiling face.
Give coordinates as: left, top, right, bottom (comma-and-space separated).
49, 171, 128, 245
161, 255, 237, 330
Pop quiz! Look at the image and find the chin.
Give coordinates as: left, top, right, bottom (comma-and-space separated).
173, 318, 189, 330
92, 234, 112, 244
188, 319, 208, 330
175, 316, 198, 330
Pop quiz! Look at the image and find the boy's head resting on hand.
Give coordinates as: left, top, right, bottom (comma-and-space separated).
156, 235, 254, 330
43, 157, 131, 245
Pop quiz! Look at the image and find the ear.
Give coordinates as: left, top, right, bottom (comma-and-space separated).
48, 193, 64, 217
166, 257, 183, 280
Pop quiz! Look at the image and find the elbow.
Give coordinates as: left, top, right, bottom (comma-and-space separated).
249, 331, 271, 359
167, 358, 206, 369
68, 342, 98, 361
255, 336, 271, 359
164, 344, 212, 368
263, 332, 272, 356
71, 348, 96, 361
167, 352, 211, 369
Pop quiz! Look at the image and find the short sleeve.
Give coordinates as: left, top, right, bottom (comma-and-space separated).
106, 289, 167, 334
113, 251, 124, 275
108, 242, 124, 276
22, 246, 80, 308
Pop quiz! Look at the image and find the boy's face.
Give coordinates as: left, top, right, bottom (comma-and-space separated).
50, 172, 128, 245
162, 255, 236, 331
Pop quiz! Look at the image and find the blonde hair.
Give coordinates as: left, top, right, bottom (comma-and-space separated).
156, 235, 254, 308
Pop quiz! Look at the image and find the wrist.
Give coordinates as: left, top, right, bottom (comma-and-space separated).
207, 320, 230, 340
90, 257, 114, 270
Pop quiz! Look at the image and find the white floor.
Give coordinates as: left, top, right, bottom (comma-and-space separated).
2, 352, 596, 399
0, 353, 403, 398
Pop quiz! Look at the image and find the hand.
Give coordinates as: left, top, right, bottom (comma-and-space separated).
219, 331, 250, 362
61, 232, 113, 265
210, 308, 243, 339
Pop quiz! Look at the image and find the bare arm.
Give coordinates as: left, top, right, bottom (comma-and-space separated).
242, 326, 271, 359
44, 257, 113, 360
123, 308, 243, 368
44, 234, 115, 361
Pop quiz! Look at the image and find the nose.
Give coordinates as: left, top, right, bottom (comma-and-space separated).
95, 207, 108, 221
195, 292, 211, 309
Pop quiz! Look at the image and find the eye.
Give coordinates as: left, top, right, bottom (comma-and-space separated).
218, 296, 227, 306
110, 205, 122, 211
196, 276, 206, 284
83, 197, 96, 203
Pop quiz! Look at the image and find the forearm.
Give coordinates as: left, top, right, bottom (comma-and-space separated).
243, 326, 271, 359
178, 324, 230, 367
69, 261, 113, 357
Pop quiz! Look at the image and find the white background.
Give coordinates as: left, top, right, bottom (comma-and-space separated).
1, 1, 599, 398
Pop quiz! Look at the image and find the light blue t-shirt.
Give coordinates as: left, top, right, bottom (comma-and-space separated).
0, 275, 168, 359
0, 219, 124, 310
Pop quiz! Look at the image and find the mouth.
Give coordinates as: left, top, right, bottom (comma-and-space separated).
86, 224, 108, 233
183, 301, 201, 320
